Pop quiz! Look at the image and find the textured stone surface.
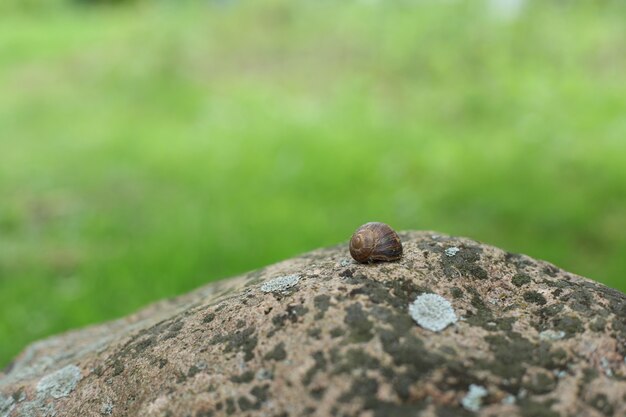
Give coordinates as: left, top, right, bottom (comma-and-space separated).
1, 231, 626, 417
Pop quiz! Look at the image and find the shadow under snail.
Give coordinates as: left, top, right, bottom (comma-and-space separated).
349, 222, 403, 263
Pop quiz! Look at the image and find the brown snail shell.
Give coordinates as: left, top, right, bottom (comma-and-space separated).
349, 222, 403, 263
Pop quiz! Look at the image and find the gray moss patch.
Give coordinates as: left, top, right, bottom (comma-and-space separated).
523, 371, 557, 395
551, 315, 584, 338
590, 393, 614, 416
439, 245, 488, 280
210, 326, 258, 362
344, 303, 374, 342
264, 342, 287, 361
36, 364, 82, 399
523, 291, 547, 306
313, 295, 331, 319
231, 371, 255, 383
512, 274, 532, 287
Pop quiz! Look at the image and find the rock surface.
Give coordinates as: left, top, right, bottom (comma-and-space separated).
1, 231, 626, 417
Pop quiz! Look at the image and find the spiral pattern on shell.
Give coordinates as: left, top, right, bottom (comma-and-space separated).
349, 222, 403, 263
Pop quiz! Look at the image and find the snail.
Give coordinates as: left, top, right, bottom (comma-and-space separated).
349, 222, 403, 263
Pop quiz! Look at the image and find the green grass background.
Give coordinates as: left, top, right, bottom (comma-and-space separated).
1, 0, 625, 366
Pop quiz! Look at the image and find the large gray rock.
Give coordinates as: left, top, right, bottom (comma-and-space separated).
1, 232, 625, 417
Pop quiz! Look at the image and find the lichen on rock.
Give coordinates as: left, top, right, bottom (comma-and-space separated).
260, 274, 300, 293
0, 394, 15, 417
408, 293, 458, 332
462, 384, 488, 412
539, 330, 566, 341
0, 231, 625, 417
444, 246, 460, 257
36, 364, 82, 399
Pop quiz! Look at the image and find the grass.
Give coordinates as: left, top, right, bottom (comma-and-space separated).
1, 0, 625, 367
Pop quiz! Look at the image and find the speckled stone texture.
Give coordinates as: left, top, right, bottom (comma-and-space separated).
1, 232, 625, 417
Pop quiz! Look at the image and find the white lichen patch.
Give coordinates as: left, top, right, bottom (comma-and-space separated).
0, 394, 15, 417
600, 357, 613, 377
261, 274, 300, 293
444, 246, 460, 257
16, 400, 56, 417
554, 370, 568, 379
100, 399, 114, 416
256, 368, 273, 381
517, 388, 528, 399
36, 364, 82, 399
462, 384, 488, 412
539, 330, 566, 341
339, 258, 351, 267
502, 395, 516, 405
409, 293, 458, 332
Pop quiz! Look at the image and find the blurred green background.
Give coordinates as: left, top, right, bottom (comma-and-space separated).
1, 0, 625, 367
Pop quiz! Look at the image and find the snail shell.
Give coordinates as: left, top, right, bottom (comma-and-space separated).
349, 222, 403, 263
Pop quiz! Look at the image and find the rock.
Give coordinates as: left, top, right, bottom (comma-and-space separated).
1, 231, 625, 417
